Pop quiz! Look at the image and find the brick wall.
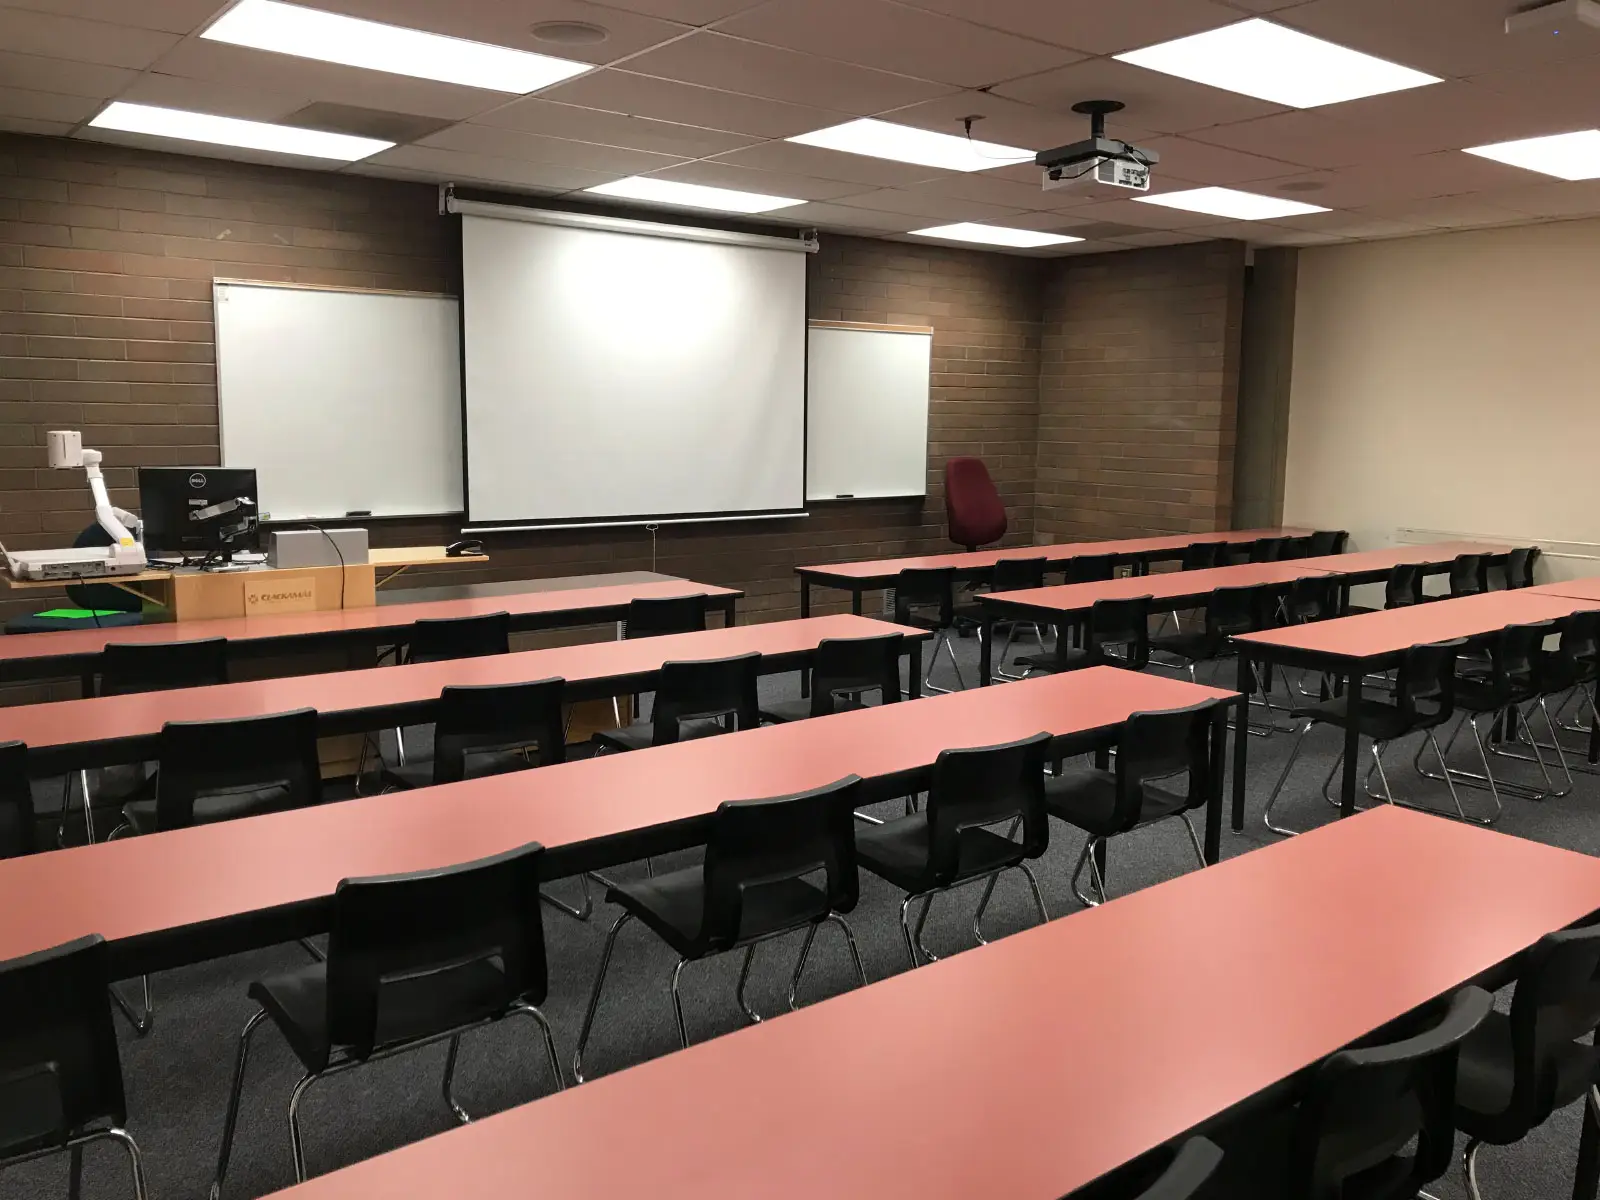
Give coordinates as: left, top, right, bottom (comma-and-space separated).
1034, 241, 1246, 542
0, 132, 1046, 633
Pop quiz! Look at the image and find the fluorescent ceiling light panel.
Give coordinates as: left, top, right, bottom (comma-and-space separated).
911, 223, 1083, 248
1115, 18, 1440, 108
788, 119, 1032, 173
1463, 129, 1600, 180
585, 176, 803, 214
1136, 186, 1329, 220
203, 0, 592, 94
88, 101, 391, 161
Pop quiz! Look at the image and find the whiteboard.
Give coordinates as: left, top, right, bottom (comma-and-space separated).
806, 321, 931, 501
215, 280, 463, 522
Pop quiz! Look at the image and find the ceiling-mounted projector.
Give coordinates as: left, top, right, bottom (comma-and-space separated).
1035, 100, 1158, 194
1506, 0, 1600, 34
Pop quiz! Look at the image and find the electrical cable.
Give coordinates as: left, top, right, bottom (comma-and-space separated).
304, 524, 346, 610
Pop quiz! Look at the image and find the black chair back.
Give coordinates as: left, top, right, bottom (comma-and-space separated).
1279, 535, 1313, 560
651, 653, 760, 744
808, 634, 903, 718
325, 843, 547, 1061
1180, 542, 1222, 571
1087, 596, 1152, 670
98, 637, 227, 696
1063, 554, 1117, 584
1068, 1136, 1223, 1200
0, 935, 125, 1155
1492, 622, 1552, 707
1394, 640, 1463, 734
699, 776, 862, 953
1206, 585, 1263, 638
1247, 537, 1287, 563
0, 741, 31, 859
404, 612, 510, 664
1384, 563, 1424, 609
1505, 546, 1541, 590
1289, 986, 1490, 1199
1103, 701, 1219, 832
432, 678, 566, 784
988, 557, 1047, 592
1308, 530, 1349, 556
624, 594, 709, 639
1283, 576, 1340, 626
152, 708, 321, 831
1449, 555, 1489, 599
1547, 609, 1600, 689
893, 567, 955, 628
926, 732, 1051, 886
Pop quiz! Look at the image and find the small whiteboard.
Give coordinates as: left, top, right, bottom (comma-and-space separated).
806, 321, 932, 500
215, 280, 463, 522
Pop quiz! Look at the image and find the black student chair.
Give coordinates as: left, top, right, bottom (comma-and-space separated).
1544, 609, 1600, 756
1198, 986, 1492, 1199
0, 741, 32, 859
1044, 700, 1222, 907
1245, 536, 1287, 564
572, 777, 867, 1082
110, 708, 322, 1036
1504, 546, 1541, 590
623, 594, 709, 639
893, 566, 964, 693
377, 612, 511, 781
855, 733, 1051, 967
1453, 926, 1600, 1200
211, 844, 563, 1196
1018, 596, 1152, 678
1449, 554, 1491, 599
62, 637, 229, 845
1264, 640, 1463, 836
1307, 529, 1349, 556
760, 634, 903, 723
956, 557, 1049, 680
0, 936, 147, 1200
1068, 1137, 1223, 1200
1385, 563, 1425, 609
1149, 585, 1263, 685
594, 652, 760, 753
380, 678, 566, 789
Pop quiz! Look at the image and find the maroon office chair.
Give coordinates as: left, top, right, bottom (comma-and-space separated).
945, 457, 1007, 551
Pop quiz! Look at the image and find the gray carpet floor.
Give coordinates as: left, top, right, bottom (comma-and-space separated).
7, 630, 1599, 1200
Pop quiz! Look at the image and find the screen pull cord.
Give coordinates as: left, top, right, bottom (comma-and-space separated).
645, 523, 660, 574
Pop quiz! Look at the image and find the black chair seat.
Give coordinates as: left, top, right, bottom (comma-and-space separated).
380, 749, 531, 791
896, 609, 945, 633
1149, 631, 1226, 661
249, 956, 513, 1073
1044, 771, 1190, 837
760, 697, 868, 724
122, 782, 292, 835
1015, 646, 1092, 674
594, 718, 728, 753
1200, 1107, 1419, 1200
854, 814, 1024, 893
606, 865, 829, 958
1455, 1008, 1600, 1137
1291, 697, 1419, 742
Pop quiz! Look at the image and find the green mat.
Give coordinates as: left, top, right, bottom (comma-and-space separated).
33, 608, 124, 619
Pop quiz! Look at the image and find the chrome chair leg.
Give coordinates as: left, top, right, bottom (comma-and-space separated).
971, 871, 1003, 945
668, 958, 692, 1050
441, 1034, 470, 1125
571, 911, 631, 1083
825, 912, 870, 990
912, 892, 940, 963
210, 1009, 267, 1200
539, 872, 592, 922
898, 894, 922, 968
109, 974, 154, 1037
1018, 863, 1049, 925
102, 1128, 149, 1200
1070, 838, 1109, 907
1263, 721, 1314, 837
287, 1071, 318, 1183
511, 1000, 565, 1093
1462, 1137, 1484, 1200
785, 923, 819, 1012
1176, 813, 1206, 868
735, 942, 762, 1023
922, 630, 967, 694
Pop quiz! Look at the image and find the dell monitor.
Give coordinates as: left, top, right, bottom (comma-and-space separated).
139, 467, 261, 558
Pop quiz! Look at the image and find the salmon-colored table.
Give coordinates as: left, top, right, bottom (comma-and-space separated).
0, 576, 742, 685
0, 615, 924, 777
1291, 540, 1513, 587
1529, 578, 1600, 603
795, 528, 1312, 616
1230, 590, 1600, 830
0, 668, 1232, 978
261, 808, 1600, 1200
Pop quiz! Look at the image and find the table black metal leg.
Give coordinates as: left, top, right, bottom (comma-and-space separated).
1341, 669, 1363, 818
799, 578, 810, 620
1231, 649, 1252, 832
1206, 704, 1230, 864
722, 597, 738, 627
850, 588, 863, 616
979, 615, 993, 685
906, 642, 922, 700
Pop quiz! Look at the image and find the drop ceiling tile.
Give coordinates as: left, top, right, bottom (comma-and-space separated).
359, 143, 618, 192
0, 114, 74, 135
1357, 194, 1534, 229
1486, 179, 1600, 219
1254, 152, 1535, 209
0, 85, 102, 124
1470, 53, 1600, 126
827, 186, 1026, 220
890, 0, 1241, 55
116, 72, 313, 124
907, 170, 1062, 210
876, 90, 1091, 156
1263, 210, 1440, 239
1137, 134, 1310, 183
619, 31, 958, 113
1184, 220, 1345, 245
707, 139, 945, 187
0, 0, 221, 34
644, 160, 872, 201
1103, 229, 1210, 246
151, 41, 512, 122
0, 50, 137, 98
0, 7, 181, 69
1279, 0, 1600, 79
715, 0, 1079, 89
474, 99, 759, 157
765, 201, 925, 231
1050, 194, 1223, 229
539, 69, 847, 138
292, 0, 692, 67
587, 0, 767, 26
420, 122, 688, 174
993, 56, 1286, 135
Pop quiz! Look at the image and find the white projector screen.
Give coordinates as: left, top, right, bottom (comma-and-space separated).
459, 208, 808, 527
